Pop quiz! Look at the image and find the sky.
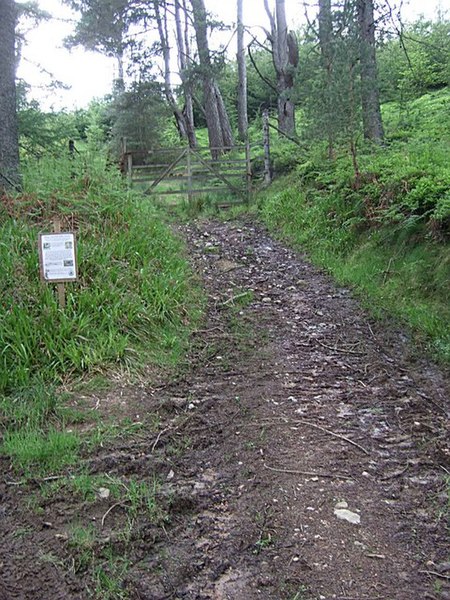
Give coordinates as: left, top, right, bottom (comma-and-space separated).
17, 0, 446, 112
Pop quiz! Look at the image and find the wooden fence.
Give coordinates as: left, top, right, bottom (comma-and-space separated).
122, 143, 254, 202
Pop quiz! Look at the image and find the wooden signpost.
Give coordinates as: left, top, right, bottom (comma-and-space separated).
38, 218, 78, 309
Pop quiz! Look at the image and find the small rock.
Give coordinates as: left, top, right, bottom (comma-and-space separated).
334, 508, 361, 525
167, 470, 175, 481
188, 403, 195, 410
335, 501, 348, 509
98, 487, 111, 500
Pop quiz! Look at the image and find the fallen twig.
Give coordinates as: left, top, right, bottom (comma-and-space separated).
264, 463, 352, 480
382, 257, 394, 284
254, 416, 370, 455
222, 291, 252, 306
419, 570, 450, 580
195, 326, 226, 335
5, 474, 73, 486
315, 339, 364, 356
151, 427, 172, 452
337, 597, 384, 600
101, 502, 126, 527
293, 419, 370, 455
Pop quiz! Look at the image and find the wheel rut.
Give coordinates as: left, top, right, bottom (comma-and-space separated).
0, 217, 448, 600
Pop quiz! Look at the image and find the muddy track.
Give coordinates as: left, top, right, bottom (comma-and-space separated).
0, 217, 448, 600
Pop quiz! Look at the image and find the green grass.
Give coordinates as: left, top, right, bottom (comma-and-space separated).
258, 89, 450, 361
2, 428, 80, 475
0, 152, 203, 476
260, 184, 449, 360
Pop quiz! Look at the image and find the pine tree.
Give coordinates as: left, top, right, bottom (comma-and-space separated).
356, 0, 384, 143
237, 0, 248, 141
190, 0, 234, 158
264, 0, 299, 137
0, 0, 20, 190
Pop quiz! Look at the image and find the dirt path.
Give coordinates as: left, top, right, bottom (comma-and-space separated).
1, 217, 449, 600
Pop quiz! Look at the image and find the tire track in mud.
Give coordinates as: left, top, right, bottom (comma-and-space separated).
0, 217, 448, 600
126, 217, 448, 600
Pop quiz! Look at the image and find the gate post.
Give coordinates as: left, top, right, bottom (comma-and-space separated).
245, 139, 252, 201
262, 109, 272, 186
186, 147, 193, 203
127, 153, 133, 188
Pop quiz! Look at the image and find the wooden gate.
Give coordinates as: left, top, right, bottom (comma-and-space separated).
122, 143, 253, 203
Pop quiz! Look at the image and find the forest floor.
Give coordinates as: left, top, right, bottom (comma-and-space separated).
0, 217, 449, 600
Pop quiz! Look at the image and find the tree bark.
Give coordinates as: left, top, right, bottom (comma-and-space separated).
190, 0, 234, 158
113, 50, 125, 93
263, 0, 298, 138
155, 0, 190, 142
0, 0, 20, 190
175, 0, 197, 147
318, 0, 335, 158
237, 0, 248, 141
356, 0, 384, 143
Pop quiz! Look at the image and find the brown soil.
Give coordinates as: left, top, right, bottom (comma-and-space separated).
0, 218, 449, 600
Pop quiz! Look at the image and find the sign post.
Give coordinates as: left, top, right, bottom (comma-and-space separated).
38, 219, 78, 309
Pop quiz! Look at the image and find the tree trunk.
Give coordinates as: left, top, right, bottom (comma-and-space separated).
203, 80, 226, 159
155, 0, 190, 142
318, 0, 335, 158
0, 0, 20, 191
237, 0, 248, 141
114, 51, 125, 93
264, 0, 298, 137
356, 0, 384, 143
175, 0, 197, 147
190, 0, 234, 157
215, 83, 234, 148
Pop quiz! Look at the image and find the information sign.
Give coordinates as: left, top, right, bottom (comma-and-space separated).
39, 232, 78, 283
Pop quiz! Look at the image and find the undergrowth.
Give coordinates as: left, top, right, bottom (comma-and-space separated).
259, 91, 450, 361
0, 153, 203, 476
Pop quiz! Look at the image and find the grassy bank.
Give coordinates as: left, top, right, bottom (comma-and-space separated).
259, 90, 450, 361
0, 154, 203, 475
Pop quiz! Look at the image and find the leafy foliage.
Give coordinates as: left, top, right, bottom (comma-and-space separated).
378, 17, 450, 101
259, 87, 450, 360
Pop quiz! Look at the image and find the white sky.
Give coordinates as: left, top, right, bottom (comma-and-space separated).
17, 0, 445, 112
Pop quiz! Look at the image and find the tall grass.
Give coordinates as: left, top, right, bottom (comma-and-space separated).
1, 153, 202, 473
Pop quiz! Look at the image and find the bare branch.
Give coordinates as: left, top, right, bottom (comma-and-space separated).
248, 40, 278, 94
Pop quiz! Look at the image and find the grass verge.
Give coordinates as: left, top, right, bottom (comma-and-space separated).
0, 153, 203, 476
259, 176, 449, 361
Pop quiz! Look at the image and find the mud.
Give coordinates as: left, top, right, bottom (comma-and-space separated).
0, 218, 448, 600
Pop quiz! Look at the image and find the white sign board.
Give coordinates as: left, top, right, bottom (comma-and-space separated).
39, 232, 78, 283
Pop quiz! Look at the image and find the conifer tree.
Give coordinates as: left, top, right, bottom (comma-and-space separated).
357, 0, 384, 142
237, 0, 248, 141
0, 0, 20, 190
190, 0, 234, 157
263, 0, 299, 137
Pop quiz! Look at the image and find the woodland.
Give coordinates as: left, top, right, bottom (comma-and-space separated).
0, 0, 449, 598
